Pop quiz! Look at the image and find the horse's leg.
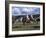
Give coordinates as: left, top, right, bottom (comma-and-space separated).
23, 22, 25, 25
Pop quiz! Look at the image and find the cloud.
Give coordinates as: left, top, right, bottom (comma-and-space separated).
12, 8, 21, 15
12, 7, 40, 16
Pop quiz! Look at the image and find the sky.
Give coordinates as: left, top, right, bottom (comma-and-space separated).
12, 7, 40, 16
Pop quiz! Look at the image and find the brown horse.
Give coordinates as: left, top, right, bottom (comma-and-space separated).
22, 16, 31, 25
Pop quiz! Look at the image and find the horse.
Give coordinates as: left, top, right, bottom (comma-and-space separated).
22, 15, 31, 25
28, 14, 40, 24
22, 15, 40, 25
22, 16, 26, 25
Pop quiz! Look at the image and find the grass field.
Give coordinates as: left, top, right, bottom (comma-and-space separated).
12, 22, 40, 31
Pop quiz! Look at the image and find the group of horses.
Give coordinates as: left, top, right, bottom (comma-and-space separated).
12, 14, 40, 25
22, 15, 40, 25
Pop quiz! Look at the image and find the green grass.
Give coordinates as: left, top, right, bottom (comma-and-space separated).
12, 22, 40, 31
